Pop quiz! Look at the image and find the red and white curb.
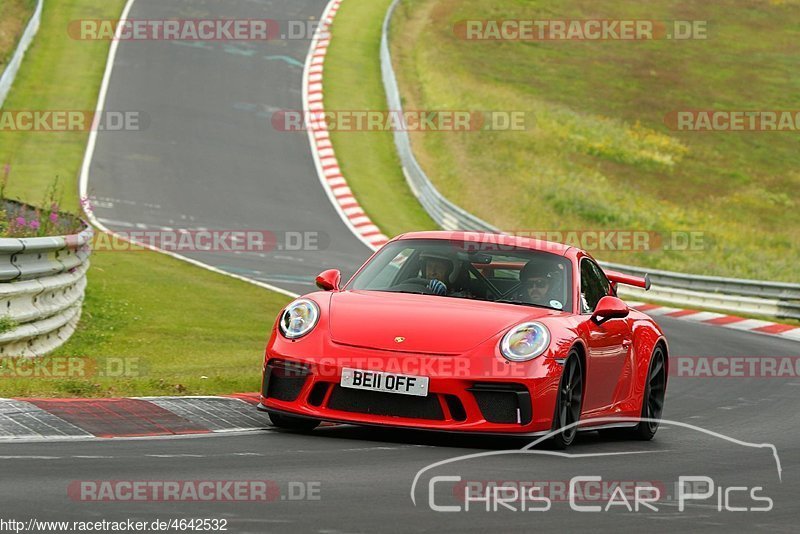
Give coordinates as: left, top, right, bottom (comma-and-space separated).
627, 302, 800, 342
303, 0, 389, 252
0, 395, 271, 441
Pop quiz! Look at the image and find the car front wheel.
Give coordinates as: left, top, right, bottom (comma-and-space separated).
632, 345, 667, 440
550, 350, 583, 449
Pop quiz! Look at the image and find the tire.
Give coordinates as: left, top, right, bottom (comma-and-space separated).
550, 350, 583, 449
268, 412, 320, 431
631, 345, 667, 440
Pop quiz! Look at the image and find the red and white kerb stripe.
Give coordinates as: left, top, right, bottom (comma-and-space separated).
304, 0, 389, 251
628, 302, 800, 342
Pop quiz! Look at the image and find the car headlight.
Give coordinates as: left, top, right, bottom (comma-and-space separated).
500, 322, 550, 362
279, 299, 320, 339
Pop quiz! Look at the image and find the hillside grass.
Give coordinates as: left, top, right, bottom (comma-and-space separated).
387, 0, 800, 281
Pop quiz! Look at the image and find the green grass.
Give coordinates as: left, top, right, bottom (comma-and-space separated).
0, 249, 290, 398
327, 0, 798, 282
0, 0, 292, 397
0, 0, 127, 210
0, 0, 36, 69
324, 0, 437, 236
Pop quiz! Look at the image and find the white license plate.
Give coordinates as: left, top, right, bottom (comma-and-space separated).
340, 368, 429, 397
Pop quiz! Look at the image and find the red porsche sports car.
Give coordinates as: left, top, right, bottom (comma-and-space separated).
257, 231, 668, 447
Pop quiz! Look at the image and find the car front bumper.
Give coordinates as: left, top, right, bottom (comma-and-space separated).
258, 346, 565, 435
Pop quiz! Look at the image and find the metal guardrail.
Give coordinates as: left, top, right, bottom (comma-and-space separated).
381, 0, 500, 234
615, 285, 800, 321
0, 0, 43, 108
0, 2, 91, 355
380, 0, 799, 321
0, 226, 93, 357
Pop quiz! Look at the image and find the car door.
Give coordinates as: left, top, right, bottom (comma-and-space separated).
579, 259, 633, 413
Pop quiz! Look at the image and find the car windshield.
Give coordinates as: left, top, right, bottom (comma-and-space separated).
346, 239, 573, 311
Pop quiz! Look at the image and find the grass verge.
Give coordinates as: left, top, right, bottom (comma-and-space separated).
1, 0, 125, 210
0, 0, 291, 397
324, 0, 437, 236
2, 250, 289, 397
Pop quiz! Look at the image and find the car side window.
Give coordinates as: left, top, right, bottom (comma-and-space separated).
591, 261, 611, 298
580, 259, 611, 313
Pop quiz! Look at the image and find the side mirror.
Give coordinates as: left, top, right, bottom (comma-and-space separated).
591, 296, 629, 325
315, 269, 341, 291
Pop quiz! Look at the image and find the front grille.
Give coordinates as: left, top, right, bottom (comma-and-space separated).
468, 383, 532, 424
263, 360, 310, 402
327, 386, 444, 420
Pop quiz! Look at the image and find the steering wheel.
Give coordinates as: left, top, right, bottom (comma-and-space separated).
500, 282, 526, 301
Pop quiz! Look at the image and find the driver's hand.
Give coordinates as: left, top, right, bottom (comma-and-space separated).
427, 279, 447, 296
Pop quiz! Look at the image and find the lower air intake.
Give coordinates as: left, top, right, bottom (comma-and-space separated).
468, 383, 532, 424
263, 360, 310, 402
327, 386, 444, 420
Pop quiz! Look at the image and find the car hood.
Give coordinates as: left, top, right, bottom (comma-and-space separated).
328, 290, 564, 355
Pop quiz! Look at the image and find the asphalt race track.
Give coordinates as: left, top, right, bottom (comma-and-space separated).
87, 0, 372, 295
1, 323, 798, 532
4, 0, 798, 532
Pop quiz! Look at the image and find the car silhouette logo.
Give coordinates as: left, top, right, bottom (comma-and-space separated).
394, 337, 405, 343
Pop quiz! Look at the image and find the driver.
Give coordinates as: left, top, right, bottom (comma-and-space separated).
423, 256, 452, 283
419, 251, 461, 296
518, 260, 558, 307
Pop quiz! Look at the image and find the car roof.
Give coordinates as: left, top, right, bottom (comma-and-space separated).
394, 231, 574, 256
